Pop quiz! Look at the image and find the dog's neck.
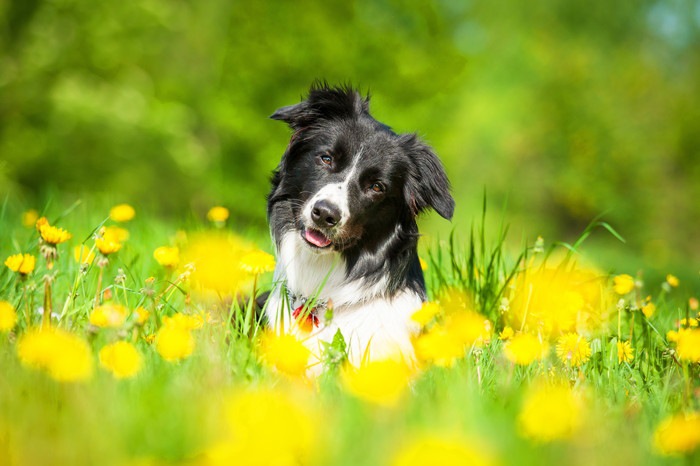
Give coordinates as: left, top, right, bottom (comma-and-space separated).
273, 231, 390, 309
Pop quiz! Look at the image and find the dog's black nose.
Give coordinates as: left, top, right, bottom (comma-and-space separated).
311, 200, 341, 227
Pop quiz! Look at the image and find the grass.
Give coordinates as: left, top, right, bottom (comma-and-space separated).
0, 197, 699, 466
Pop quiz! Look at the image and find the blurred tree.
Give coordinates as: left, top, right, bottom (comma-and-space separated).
0, 0, 698, 272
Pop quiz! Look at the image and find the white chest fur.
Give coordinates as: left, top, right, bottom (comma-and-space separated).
265, 232, 422, 368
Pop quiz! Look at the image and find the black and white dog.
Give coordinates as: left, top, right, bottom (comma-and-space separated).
265, 83, 454, 368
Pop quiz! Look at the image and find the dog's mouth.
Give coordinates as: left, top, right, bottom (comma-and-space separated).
302, 227, 333, 249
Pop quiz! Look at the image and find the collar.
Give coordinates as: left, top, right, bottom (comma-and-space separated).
286, 287, 328, 332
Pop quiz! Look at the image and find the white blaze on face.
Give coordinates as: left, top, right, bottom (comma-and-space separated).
303, 147, 363, 228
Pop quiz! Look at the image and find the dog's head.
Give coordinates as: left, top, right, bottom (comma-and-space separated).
268, 83, 454, 253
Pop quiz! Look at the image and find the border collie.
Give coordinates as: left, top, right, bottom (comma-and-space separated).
265, 83, 454, 369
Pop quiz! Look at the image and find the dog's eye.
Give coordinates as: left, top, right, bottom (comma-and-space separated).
320, 154, 333, 166
370, 182, 385, 193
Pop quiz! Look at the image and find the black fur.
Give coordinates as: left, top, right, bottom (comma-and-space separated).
268, 82, 454, 299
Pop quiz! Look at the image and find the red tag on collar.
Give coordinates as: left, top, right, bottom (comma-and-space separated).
292, 305, 320, 333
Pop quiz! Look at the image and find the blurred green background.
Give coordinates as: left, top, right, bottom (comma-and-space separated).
1, 0, 699, 277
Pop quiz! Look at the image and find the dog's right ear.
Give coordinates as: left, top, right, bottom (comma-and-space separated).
270, 102, 313, 130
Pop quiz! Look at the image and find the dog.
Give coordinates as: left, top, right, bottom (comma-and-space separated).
265, 83, 454, 370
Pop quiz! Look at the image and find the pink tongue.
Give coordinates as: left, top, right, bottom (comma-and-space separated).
305, 229, 332, 247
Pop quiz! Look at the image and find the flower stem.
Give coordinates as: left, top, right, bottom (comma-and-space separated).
43, 277, 52, 328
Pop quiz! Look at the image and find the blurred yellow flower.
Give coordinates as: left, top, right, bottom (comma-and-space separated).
156, 326, 194, 361
676, 329, 700, 362
95, 237, 122, 255
666, 274, 679, 288
446, 310, 492, 347
679, 317, 698, 328
207, 206, 229, 223
102, 226, 130, 243
653, 412, 700, 456
35, 216, 49, 231
617, 340, 634, 363
0, 301, 18, 332
109, 204, 135, 222
17, 327, 93, 382
153, 246, 180, 268
508, 267, 611, 337
518, 383, 582, 442
207, 389, 318, 466
555, 333, 591, 367
99, 341, 143, 379
135, 307, 150, 325
5, 253, 36, 275
182, 233, 252, 295
22, 209, 39, 228
419, 257, 428, 271
39, 223, 72, 245
499, 326, 514, 340
613, 274, 635, 295
504, 333, 549, 366
411, 301, 442, 326
163, 313, 202, 331
260, 332, 310, 377
89, 303, 129, 328
341, 359, 411, 407
414, 327, 464, 367
391, 434, 497, 466
73, 245, 95, 265
239, 250, 276, 275
642, 302, 656, 318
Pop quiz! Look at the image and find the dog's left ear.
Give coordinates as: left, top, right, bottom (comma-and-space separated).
270, 102, 314, 130
401, 134, 455, 220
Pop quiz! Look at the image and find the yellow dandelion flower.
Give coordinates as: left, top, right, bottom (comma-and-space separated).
239, 250, 276, 275
99, 341, 142, 379
39, 223, 72, 245
17, 327, 93, 382
89, 303, 129, 328
109, 203, 136, 222
391, 434, 497, 466
156, 326, 194, 361
153, 246, 179, 268
446, 311, 492, 347
134, 307, 150, 325
419, 257, 428, 271
95, 237, 122, 255
207, 389, 318, 466
73, 245, 95, 265
414, 327, 465, 367
617, 340, 634, 363
341, 359, 411, 407
653, 412, 700, 456
613, 274, 636, 295
642, 302, 656, 318
499, 326, 514, 341
676, 329, 700, 362
504, 333, 549, 365
182, 233, 252, 295
411, 301, 442, 326
5, 253, 36, 275
260, 332, 310, 377
35, 216, 49, 232
679, 317, 699, 328
508, 267, 611, 337
555, 333, 592, 367
162, 313, 202, 330
22, 209, 39, 228
518, 383, 582, 442
0, 301, 18, 332
102, 226, 130, 243
666, 274, 679, 288
207, 206, 229, 223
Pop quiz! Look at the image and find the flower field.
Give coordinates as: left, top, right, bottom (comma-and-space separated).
1, 201, 699, 466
